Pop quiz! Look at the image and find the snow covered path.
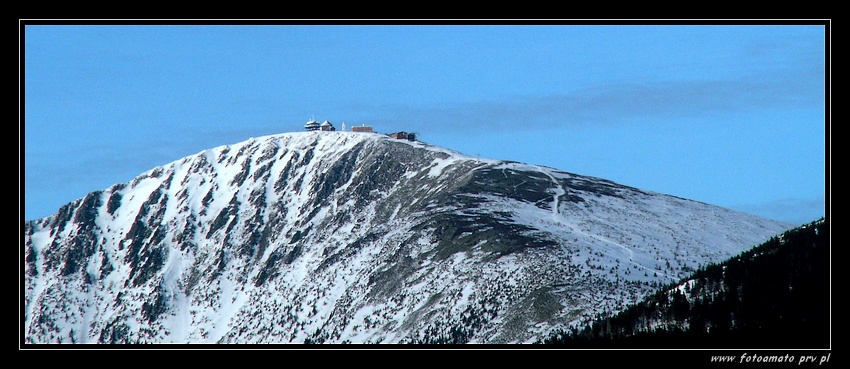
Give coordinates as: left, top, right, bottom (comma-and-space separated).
539, 167, 565, 220
538, 166, 637, 262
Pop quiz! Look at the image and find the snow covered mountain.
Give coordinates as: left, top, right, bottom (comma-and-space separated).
23, 131, 793, 344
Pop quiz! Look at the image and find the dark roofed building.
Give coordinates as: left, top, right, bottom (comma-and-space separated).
320, 120, 336, 131
388, 131, 416, 141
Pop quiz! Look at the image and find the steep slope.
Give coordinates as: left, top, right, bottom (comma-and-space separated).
23, 131, 793, 344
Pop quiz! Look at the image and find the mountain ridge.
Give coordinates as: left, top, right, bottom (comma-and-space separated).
23, 131, 794, 344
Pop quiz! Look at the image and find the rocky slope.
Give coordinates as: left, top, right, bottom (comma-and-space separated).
23, 131, 793, 344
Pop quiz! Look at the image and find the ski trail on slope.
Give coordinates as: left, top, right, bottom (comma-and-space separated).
539, 168, 565, 220
557, 220, 673, 279
538, 166, 637, 262
568, 219, 637, 262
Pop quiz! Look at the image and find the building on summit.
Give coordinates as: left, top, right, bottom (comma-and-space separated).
351, 124, 374, 133
320, 120, 335, 131
305, 119, 336, 131
387, 131, 417, 141
304, 119, 320, 131
306, 119, 385, 135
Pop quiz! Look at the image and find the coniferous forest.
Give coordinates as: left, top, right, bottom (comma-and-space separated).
539, 218, 829, 349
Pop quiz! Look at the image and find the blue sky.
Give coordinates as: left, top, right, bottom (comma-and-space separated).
22, 22, 828, 226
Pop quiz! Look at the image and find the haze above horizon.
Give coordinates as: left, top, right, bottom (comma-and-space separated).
22, 22, 828, 226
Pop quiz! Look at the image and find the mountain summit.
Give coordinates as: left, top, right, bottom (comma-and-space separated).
23, 131, 792, 344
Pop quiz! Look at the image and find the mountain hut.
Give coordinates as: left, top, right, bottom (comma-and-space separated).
320, 120, 336, 131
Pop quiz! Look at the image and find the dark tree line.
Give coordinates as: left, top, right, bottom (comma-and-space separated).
539, 218, 829, 348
